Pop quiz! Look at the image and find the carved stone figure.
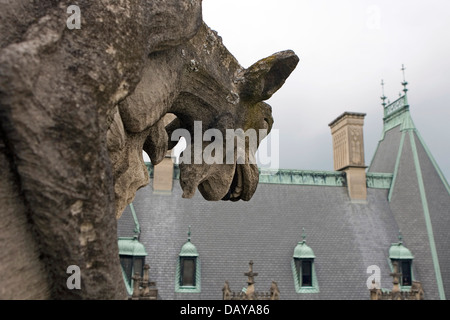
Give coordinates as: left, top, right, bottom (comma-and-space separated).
110, 22, 299, 216
0, 1, 298, 299
270, 281, 281, 300
222, 280, 232, 300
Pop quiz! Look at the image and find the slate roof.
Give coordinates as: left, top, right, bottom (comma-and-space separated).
368, 99, 450, 300
117, 92, 450, 300
119, 182, 402, 300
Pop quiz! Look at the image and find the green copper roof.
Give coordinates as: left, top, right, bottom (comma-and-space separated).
293, 229, 315, 259
180, 241, 199, 257
389, 232, 414, 260
118, 236, 147, 257
379, 70, 415, 139
389, 243, 414, 260
129, 203, 141, 235
145, 163, 395, 189
179, 226, 199, 257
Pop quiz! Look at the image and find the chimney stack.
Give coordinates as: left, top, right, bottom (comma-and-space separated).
329, 112, 367, 201
152, 114, 176, 194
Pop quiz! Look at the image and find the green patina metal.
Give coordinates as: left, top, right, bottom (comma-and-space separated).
400, 110, 415, 132
259, 169, 346, 187
384, 95, 407, 119
389, 232, 414, 260
175, 226, 201, 293
291, 259, 319, 294
293, 229, 316, 259
387, 231, 415, 291
179, 242, 199, 257
118, 203, 146, 257
173, 165, 181, 180
145, 162, 396, 190
129, 203, 140, 235
179, 226, 199, 257
118, 204, 147, 296
378, 89, 416, 141
366, 173, 393, 189
118, 236, 147, 257
145, 162, 154, 178
121, 265, 134, 296
388, 131, 406, 202
145, 162, 348, 187
376, 76, 446, 298
380, 95, 415, 140
292, 229, 319, 293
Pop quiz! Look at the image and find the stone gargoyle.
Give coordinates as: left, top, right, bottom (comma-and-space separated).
0, 0, 298, 299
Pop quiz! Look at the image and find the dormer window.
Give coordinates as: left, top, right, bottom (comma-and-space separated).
389, 231, 414, 288
296, 259, 313, 287
292, 228, 319, 293
400, 260, 412, 286
118, 235, 147, 294
180, 257, 196, 287
118, 203, 147, 295
175, 226, 201, 293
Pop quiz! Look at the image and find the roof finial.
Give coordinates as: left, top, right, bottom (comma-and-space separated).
398, 229, 403, 244
381, 79, 387, 107
245, 260, 258, 285
187, 225, 191, 242
302, 227, 306, 243
401, 64, 408, 94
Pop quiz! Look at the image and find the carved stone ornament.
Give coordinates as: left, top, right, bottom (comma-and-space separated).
0, 1, 298, 299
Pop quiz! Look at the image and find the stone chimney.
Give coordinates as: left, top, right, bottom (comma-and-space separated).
329, 112, 367, 201
152, 152, 175, 193
152, 114, 176, 194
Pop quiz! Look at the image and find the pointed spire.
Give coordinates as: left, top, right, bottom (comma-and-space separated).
401, 64, 408, 94
302, 227, 306, 243
398, 229, 403, 244
187, 225, 191, 242
381, 79, 387, 108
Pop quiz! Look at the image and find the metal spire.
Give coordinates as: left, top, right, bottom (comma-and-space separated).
381, 79, 387, 108
302, 227, 306, 243
401, 64, 408, 94
398, 230, 403, 244
187, 225, 191, 242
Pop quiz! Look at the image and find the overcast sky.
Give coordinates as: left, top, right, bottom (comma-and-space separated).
199, 0, 450, 181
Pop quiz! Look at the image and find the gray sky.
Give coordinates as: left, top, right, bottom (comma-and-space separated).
200, 0, 450, 181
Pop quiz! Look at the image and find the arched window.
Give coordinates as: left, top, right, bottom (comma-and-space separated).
291, 228, 319, 293
175, 226, 201, 293
118, 203, 147, 295
389, 231, 414, 288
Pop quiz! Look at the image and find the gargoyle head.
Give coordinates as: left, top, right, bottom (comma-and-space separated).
166, 49, 299, 202
109, 24, 299, 217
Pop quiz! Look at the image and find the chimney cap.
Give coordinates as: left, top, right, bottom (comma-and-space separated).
328, 112, 366, 127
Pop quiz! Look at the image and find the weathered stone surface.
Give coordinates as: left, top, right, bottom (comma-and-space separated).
0, 0, 298, 299
113, 23, 299, 206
